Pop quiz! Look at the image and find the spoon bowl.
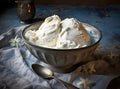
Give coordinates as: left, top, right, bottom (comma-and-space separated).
32, 64, 79, 89
32, 64, 53, 79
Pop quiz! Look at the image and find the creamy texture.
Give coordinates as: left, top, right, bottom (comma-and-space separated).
56, 18, 91, 49
25, 15, 61, 47
25, 15, 91, 49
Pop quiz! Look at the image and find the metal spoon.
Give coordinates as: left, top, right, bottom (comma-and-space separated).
32, 64, 79, 89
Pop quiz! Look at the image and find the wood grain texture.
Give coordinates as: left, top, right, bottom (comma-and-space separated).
35, 0, 120, 5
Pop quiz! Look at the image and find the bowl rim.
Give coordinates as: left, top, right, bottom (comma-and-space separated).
21, 21, 102, 51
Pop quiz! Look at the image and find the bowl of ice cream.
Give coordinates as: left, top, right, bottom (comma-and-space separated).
22, 15, 102, 73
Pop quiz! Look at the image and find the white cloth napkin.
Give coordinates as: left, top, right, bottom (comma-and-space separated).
0, 26, 118, 89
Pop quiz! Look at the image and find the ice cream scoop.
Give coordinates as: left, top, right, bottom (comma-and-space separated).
25, 15, 61, 47
56, 18, 91, 49
35, 15, 61, 47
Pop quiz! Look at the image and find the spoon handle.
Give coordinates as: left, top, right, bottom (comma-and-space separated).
52, 76, 79, 89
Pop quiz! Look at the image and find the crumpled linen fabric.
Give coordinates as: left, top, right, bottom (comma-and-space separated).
0, 25, 116, 89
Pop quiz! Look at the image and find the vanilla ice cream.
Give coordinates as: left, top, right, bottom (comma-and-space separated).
56, 18, 91, 49
25, 15, 61, 47
25, 15, 91, 49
